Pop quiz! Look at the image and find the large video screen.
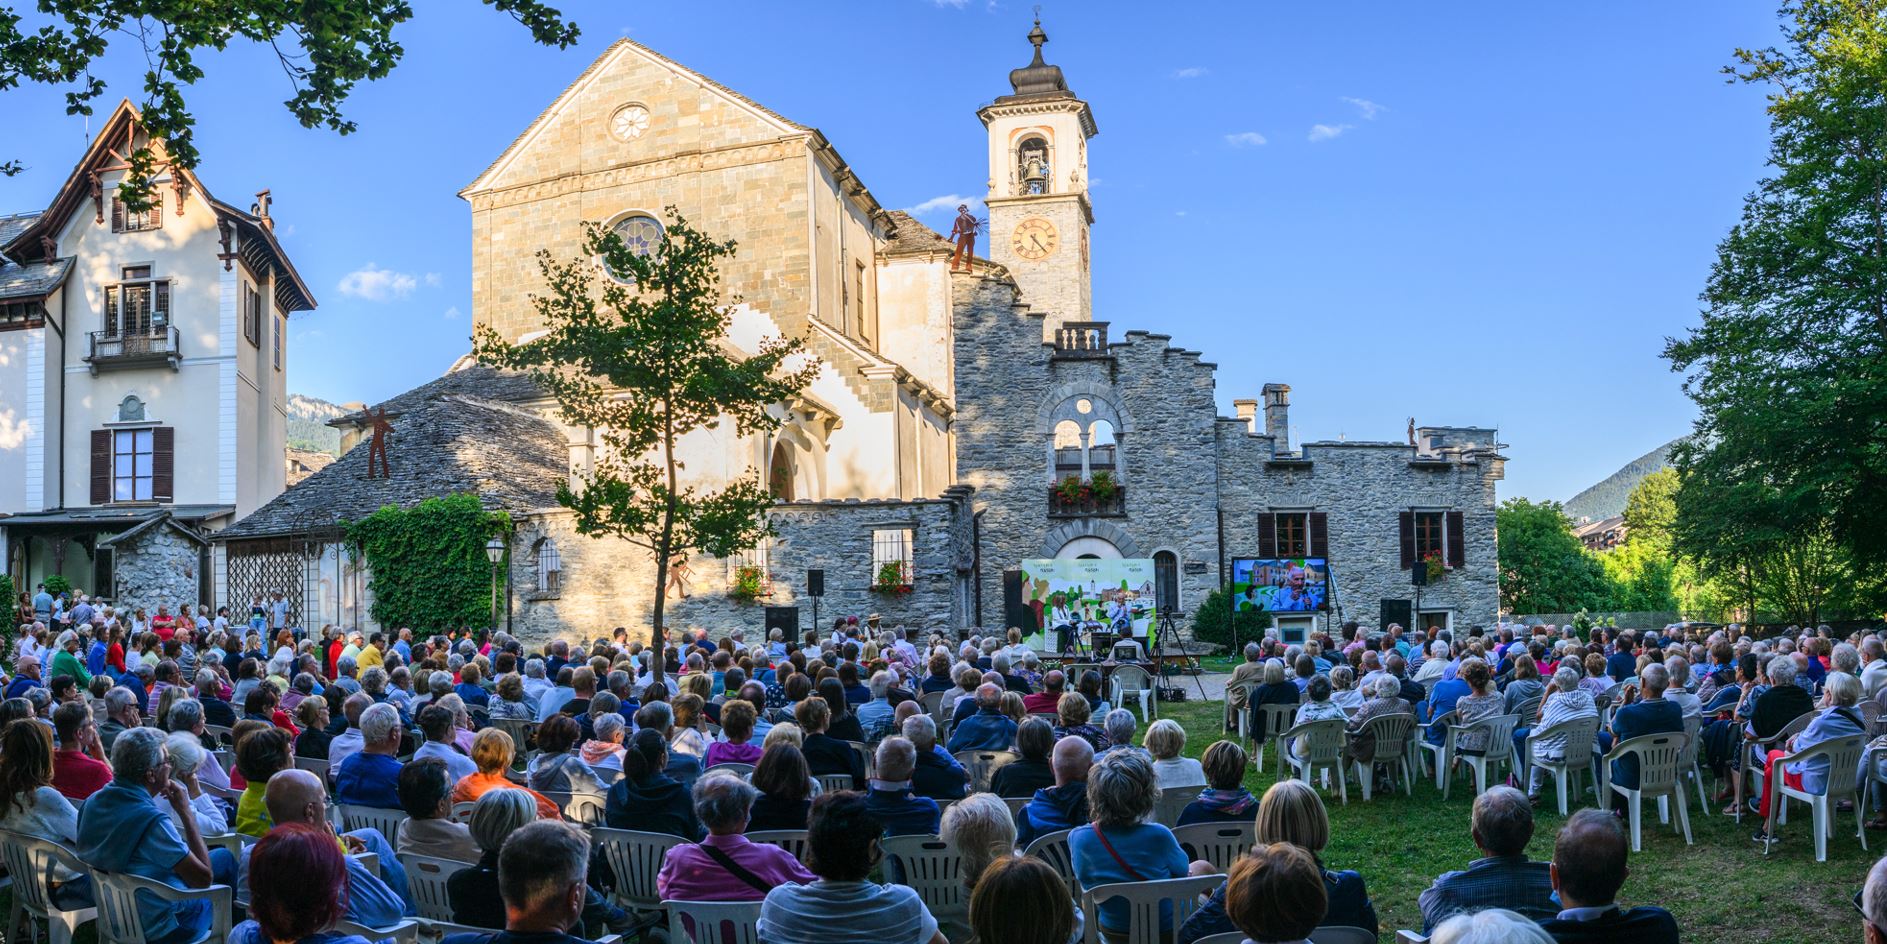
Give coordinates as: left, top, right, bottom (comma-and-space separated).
1230, 557, 1330, 612
1017, 558, 1157, 650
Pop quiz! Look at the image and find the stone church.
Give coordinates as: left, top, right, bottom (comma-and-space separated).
214, 23, 1504, 644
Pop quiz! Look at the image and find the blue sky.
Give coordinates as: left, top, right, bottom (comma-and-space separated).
0, 1, 1781, 503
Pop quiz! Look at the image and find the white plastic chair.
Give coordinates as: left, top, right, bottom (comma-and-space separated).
1525, 714, 1601, 816
293, 755, 330, 784
1282, 718, 1349, 804
702, 763, 755, 781
1152, 784, 1205, 827
1170, 822, 1255, 873
1601, 731, 1693, 851
1023, 829, 1077, 895
1741, 710, 1817, 823
90, 870, 230, 944
1193, 934, 1246, 944
0, 830, 97, 944
744, 830, 810, 862
954, 750, 1020, 794
1110, 665, 1156, 720
1251, 703, 1300, 778
1676, 716, 1709, 817
881, 835, 968, 925
814, 772, 856, 795
1763, 733, 1868, 862
336, 917, 420, 944
663, 899, 763, 944
1416, 710, 1457, 789
1232, 684, 1258, 740
335, 804, 409, 846
1080, 875, 1223, 944
1442, 713, 1521, 801
448, 801, 477, 824
1345, 713, 1415, 800
396, 853, 472, 922
591, 828, 687, 913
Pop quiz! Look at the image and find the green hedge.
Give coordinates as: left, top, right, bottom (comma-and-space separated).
345, 494, 511, 633
1190, 587, 1272, 651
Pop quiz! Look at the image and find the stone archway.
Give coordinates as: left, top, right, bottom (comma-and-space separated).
1041, 519, 1143, 559
1056, 536, 1121, 559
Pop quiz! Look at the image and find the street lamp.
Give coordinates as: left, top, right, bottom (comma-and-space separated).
485, 537, 506, 636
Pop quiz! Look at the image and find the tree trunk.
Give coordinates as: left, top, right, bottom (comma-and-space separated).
650, 414, 680, 685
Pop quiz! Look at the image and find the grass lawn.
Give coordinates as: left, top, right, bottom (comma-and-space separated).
1155, 697, 1869, 943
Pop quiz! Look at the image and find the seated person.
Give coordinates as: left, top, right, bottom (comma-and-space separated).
704, 700, 763, 768
1431, 909, 1557, 944
49, 700, 112, 800
604, 727, 702, 840
1537, 810, 1679, 944
441, 818, 616, 944
1146, 719, 1205, 788
656, 772, 815, 903
757, 792, 947, 944
239, 769, 411, 926
1016, 735, 1093, 848
969, 856, 1078, 944
1054, 691, 1111, 754
991, 717, 1056, 799
948, 683, 1019, 753
1221, 843, 1327, 944
1417, 786, 1556, 931
863, 737, 941, 837
75, 727, 221, 944
1176, 740, 1257, 826
229, 822, 378, 944
526, 714, 609, 798
578, 712, 628, 774
1023, 671, 1066, 714
1178, 780, 1377, 944
333, 703, 405, 811
1069, 752, 1191, 940
414, 704, 478, 785
396, 758, 480, 863
795, 697, 866, 790
450, 728, 561, 821
0, 719, 94, 909
903, 714, 968, 802
1245, 659, 1302, 745
235, 726, 295, 836
293, 697, 333, 759
446, 790, 626, 936
746, 743, 814, 833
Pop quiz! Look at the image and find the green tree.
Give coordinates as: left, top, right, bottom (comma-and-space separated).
1190, 588, 1272, 651
0, 0, 579, 202
1598, 541, 1679, 613
474, 210, 818, 681
1622, 467, 1679, 554
1664, 0, 1887, 577
1496, 498, 1612, 614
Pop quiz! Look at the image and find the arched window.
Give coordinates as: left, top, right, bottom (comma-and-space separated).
1088, 420, 1116, 470
1053, 420, 1083, 473
1017, 135, 1051, 195
769, 440, 795, 502
534, 538, 562, 593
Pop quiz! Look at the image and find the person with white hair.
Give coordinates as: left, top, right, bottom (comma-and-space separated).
1144, 719, 1204, 789
1341, 675, 1412, 774
75, 726, 221, 944
1864, 854, 1887, 944
1430, 908, 1554, 944
160, 732, 230, 835
657, 773, 815, 903
1753, 671, 1865, 845
1519, 665, 1599, 803
856, 670, 897, 741
1096, 709, 1140, 761
1602, 663, 1682, 815
335, 702, 405, 810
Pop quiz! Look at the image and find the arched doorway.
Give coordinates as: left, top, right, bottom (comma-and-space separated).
1055, 536, 1121, 560
768, 440, 794, 502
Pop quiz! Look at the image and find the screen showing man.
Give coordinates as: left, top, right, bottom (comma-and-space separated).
1230, 558, 1331, 613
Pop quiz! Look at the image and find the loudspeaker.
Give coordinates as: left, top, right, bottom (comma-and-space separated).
1002, 570, 1029, 630
1410, 562, 1429, 587
764, 606, 799, 636
807, 568, 825, 597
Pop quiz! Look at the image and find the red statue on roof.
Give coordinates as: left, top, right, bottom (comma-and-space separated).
365, 407, 393, 478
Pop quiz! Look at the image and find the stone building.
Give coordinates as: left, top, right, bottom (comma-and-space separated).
216, 24, 1501, 644
1, 101, 313, 616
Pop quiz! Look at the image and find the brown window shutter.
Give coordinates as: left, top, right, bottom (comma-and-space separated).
1257, 513, 1277, 559
1309, 512, 1329, 558
152, 427, 175, 502
110, 197, 123, 233
1398, 511, 1415, 569
1446, 511, 1466, 568
90, 430, 111, 504
151, 191, 163, 229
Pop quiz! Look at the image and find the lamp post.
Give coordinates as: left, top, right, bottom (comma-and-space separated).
485, 537, 505, 636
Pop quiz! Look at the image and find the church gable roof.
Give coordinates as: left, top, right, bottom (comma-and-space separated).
462, 38, 812, 197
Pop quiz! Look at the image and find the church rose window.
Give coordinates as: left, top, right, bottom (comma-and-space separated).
605, 214, 664, 283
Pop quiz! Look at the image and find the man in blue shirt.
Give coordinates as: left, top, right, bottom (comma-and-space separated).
903, 715, 968, 802
1417, 786, 1556, 931
1606, 631, 1638, 683
5, 656, 43, 700
243, 768, 412, 922
76, 727, 222, 944
863, 738, 940, 837
1603, 664, 1683, 814
1017, 737, 1092, 847
947, 683, 1018, 753
31, 584, 53, 623
334, 703, 405, 810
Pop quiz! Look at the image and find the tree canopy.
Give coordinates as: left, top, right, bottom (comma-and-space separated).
0, 0, 579, 203
1496, 497, 1612, 614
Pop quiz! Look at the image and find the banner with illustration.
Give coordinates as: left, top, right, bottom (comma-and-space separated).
1018, 558, 1158, 650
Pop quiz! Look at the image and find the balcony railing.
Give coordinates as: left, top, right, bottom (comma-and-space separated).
1053, 321, 1110, 358
1049, 484, 1126, 518
87, 327, 181, 372
1054, 445, 1117, 472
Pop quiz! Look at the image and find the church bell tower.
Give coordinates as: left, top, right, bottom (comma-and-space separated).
978, 19, 1097, 339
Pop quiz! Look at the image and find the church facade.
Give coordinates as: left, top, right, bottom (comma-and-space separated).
217, 26, 1502, 644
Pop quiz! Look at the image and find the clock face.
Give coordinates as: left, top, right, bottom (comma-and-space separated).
610, 104, 651, 141
1011, 218, 1059, 261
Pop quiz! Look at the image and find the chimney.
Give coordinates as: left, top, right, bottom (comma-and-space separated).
252, 190, 273, 230
1262, 383, 1291, 451
1232, 398, 1258, 433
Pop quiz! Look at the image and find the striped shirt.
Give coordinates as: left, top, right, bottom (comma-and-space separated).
758, 879, 938, 944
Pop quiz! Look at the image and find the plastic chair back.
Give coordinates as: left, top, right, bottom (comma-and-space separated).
955, 750, 1021, 793
1170, 822, 1255, 872
703, 763, 755, 780
1153, 784, 1205, 828
396, 852, 472, 921
1285, 718, 1347, 767
880, 835, 967, 921
1615, 733, 1685, 795
0, 829, 89, 919
664, 899, 763, 944
1256, 703, 1298, 742
1357, 714, 1414, 763
745, 830, 810, 862
336, 804, 409, 845
1023, 828, 1076, 892
1536, 714, 1601, 762
1114, 665, 1153, 695
815, 772, 856, 795
1081, 875, 1224, 944
591, 828, 688, 912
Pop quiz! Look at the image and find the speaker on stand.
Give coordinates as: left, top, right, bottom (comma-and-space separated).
807, 568, 825, 637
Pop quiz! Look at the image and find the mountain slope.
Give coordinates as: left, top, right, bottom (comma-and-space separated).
1563, 438, 1681, 523
287, 393, 347, 455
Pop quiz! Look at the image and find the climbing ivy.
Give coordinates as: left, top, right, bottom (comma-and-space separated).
344, 494, 512, 634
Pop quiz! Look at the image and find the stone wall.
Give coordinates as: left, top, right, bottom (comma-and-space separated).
108, 523, 204, 617
505, 490, 974, 649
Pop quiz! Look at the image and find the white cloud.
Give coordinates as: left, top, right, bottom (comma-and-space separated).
336, 264, 418, 301
905, 194, 982, 216
444, 306, 462, 320
1173, 67, 1207, 79
292, 329, 325, 343
1174, 210, 1188, 217
0, 409, 31, 450
1223, 131, 1268, 148
423, 272, 442, 287
932, 0, 969, 7
1308, 123, 1353, 142
1340, 97, 1386, 119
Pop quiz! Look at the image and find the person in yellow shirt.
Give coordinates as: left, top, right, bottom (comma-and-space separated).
356, 632, 385, 672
